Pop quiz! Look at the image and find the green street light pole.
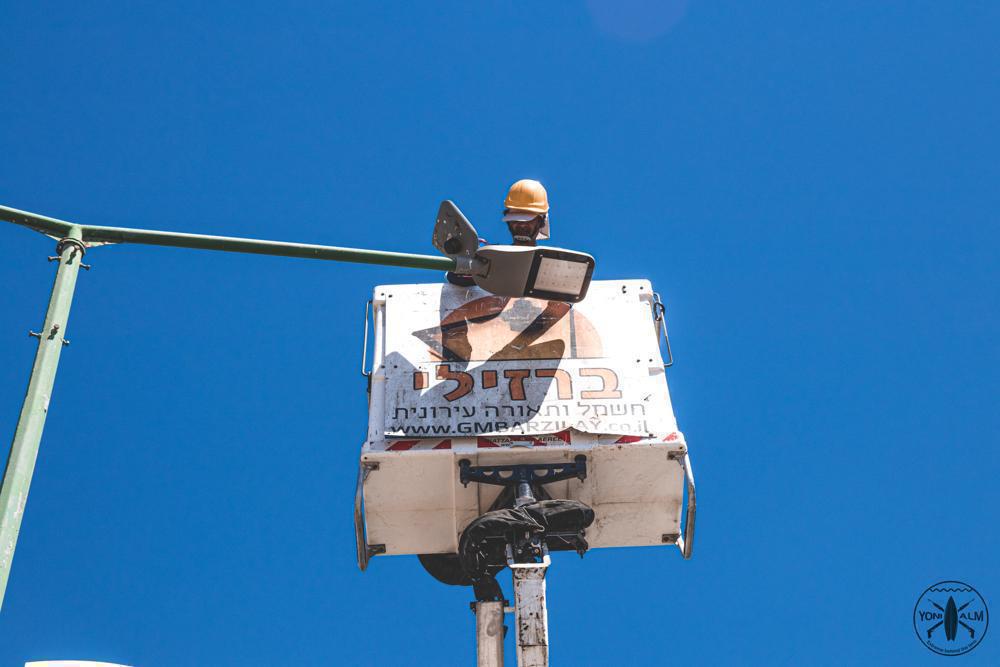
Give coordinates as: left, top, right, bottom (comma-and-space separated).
0, 224, 84, 610
0, 203, 456, 611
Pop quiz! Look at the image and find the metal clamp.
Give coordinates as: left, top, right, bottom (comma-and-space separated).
361, 299, 373, 379
506, 542, 551, 569
29, 325, 64, 341
675, 452, 696, 559
51, 237, 91, 269
459, 457, 587, 488
55, 236, 87, 257
652, 292, 674, 368
461, 457, 588, 508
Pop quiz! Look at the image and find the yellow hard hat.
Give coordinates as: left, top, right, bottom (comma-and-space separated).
504, 179, 550, 240
504, 179, 549, 214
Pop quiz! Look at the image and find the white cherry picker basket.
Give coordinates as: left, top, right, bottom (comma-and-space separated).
354, 279, 695, 568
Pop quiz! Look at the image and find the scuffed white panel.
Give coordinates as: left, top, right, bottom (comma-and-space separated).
377, 280, 676, 439
361, 441, 686, 555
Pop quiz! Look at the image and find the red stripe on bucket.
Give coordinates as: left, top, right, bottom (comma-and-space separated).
387, 440, 419, 451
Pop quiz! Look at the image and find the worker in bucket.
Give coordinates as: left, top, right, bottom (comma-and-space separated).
503, 178, 550, 246
446, 178, 550, 285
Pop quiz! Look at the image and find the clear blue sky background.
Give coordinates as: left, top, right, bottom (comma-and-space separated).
1, 2, 997, 665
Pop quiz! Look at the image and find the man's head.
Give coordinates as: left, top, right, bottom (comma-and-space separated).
504, 179, 550, 246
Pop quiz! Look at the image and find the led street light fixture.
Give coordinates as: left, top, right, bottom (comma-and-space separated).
472, 245, 595, 302
432, 199, 596, 302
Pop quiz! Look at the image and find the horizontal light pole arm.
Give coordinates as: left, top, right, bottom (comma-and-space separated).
81, 224, 457, 271
0, 204, 76, 238
0, 202, 457, 613
0, 204, 456, 272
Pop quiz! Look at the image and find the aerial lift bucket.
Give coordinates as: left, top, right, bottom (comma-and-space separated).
353, 279, 696, 664
354, 279, 695, 565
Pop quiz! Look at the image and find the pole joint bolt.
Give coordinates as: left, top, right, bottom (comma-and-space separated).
49, 240, 90, 269
28, 325, 66, 342
48, 245, 89, 270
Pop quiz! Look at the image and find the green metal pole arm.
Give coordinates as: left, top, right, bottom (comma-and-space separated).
0, 201, 459, 612
0, 204, 76, 238
0, 204, 457, 272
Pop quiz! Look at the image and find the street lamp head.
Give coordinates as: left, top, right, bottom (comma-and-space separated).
433, 200, 594, 302
472, 245, 595, 302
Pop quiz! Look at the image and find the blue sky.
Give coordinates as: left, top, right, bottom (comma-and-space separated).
1, 2, 997, 664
